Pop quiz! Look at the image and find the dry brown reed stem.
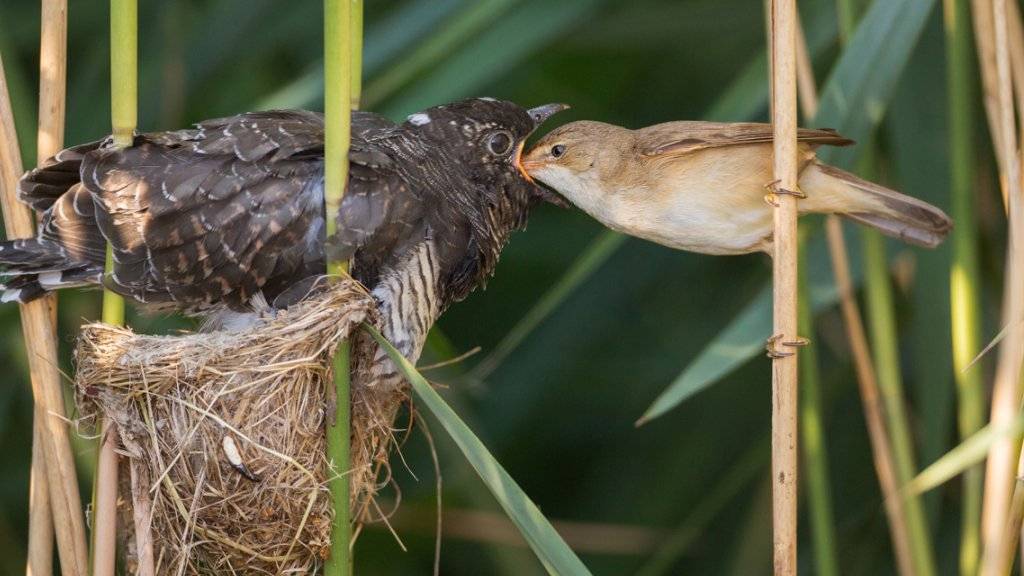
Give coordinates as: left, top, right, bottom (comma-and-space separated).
824, 219, 918, 575
92, 426, 119, 576
28, 1, 66, 574
769, 1, 800, 574
0, 56, 88, 576
791, 14, 917, 576
37, 0, 66, 162
979, 0, 1024, 574
26, 419, 52, 576
1006, 1, 1024, 140
974, 0, 1012, 210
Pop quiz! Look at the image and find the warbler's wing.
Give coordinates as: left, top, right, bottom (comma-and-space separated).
639, 121, 854, 157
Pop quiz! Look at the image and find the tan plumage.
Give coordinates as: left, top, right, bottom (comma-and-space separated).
522, 120, 952, 254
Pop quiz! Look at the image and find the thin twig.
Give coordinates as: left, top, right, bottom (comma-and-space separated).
768, 1, 800, 574
0, 56, 88, 576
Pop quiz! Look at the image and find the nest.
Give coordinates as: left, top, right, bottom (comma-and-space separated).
74, 278, 408, 575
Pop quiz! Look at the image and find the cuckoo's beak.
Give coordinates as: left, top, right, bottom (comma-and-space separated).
517, 103, 570, 182
527, 103, 571, 127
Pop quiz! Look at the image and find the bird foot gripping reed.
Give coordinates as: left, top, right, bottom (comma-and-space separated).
73, 278, 404, 574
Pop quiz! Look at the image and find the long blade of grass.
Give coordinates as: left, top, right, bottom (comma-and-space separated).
907, 410, 1024, 497
640, 0, 938, 424
364, 323, 593, 576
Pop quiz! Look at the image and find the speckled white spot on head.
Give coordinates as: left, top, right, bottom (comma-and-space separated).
407, 113, 431, 126
479, 97, 498, 102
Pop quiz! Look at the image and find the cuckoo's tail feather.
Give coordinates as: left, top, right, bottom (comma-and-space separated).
803, 162, 952, 248
0, 239, 102, 303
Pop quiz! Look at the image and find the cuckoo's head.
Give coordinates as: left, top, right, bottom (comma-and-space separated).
403, 98, 569, 208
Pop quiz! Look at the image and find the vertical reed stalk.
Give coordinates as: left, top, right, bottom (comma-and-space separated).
796, 241, 839, 576
0, 56, 88, 576
768, 1, 800, 573
862, 223, 937, 576
324, 1, 358, 574
944, 0, 987, 574
110, 0, 137, 149
93, 1, 138, 574
26, 421, 52, 576
980, 0, 1024, 572
28, 1, 67, 573
972, 0, 1010, 211
792, 22, 839, 576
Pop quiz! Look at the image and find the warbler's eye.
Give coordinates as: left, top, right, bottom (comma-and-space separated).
487, 131, 514, 156
551, 144, 566, 158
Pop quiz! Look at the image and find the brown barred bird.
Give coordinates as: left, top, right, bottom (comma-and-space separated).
1, 98, 567, 360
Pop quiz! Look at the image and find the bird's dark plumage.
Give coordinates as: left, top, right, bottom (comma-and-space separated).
2, 98, 564, 357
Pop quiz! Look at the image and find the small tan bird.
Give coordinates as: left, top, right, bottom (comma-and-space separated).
522, 120, 951, 255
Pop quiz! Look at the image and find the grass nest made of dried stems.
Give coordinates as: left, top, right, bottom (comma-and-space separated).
74, 277, 407, 575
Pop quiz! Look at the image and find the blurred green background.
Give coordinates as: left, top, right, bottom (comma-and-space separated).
0, 0, 1010, 574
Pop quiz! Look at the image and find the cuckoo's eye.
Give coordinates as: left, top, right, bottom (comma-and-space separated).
486, 131, 514, 156
551, 144, 566, 158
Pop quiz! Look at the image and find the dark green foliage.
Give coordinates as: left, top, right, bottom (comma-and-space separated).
0, 1, 1007, 574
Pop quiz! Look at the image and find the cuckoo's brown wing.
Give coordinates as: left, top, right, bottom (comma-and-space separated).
83, 109, 413, 311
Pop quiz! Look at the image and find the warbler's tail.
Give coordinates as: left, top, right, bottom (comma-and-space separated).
800, 161, 952, 248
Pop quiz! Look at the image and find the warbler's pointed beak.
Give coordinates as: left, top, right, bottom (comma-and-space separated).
527, 103, 570, 127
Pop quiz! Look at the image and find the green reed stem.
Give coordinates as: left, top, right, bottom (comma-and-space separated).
110, 0, 136, 149
95, 1, 135, 573
324, 0, 358, 574
943, 0, 985, 573
863, 224, 937, 576
937, 0, 987, 569
797, 230, 839, 576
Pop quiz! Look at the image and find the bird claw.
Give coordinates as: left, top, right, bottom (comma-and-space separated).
765, 334, 810, 358
763, 179, 806, 207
